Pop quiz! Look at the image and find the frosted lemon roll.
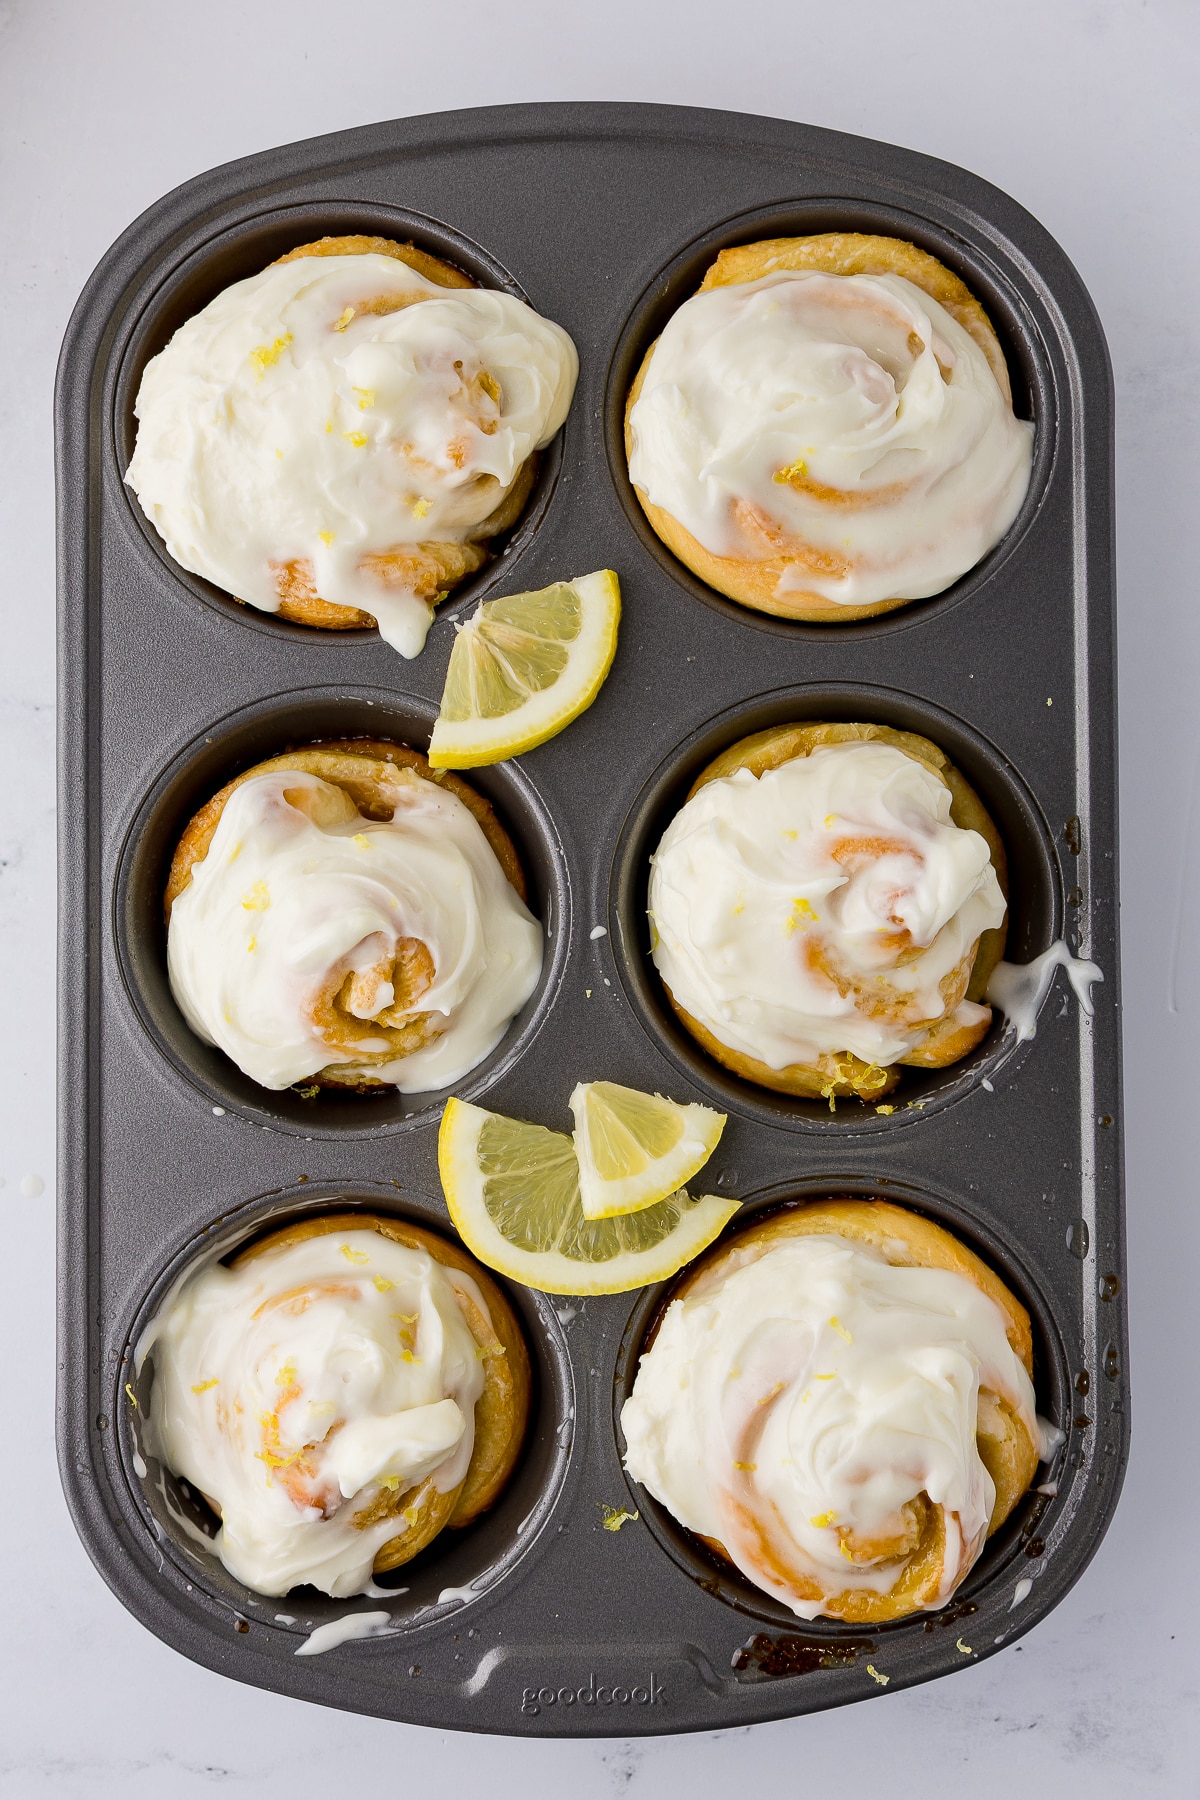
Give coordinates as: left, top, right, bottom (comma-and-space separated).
626, 234, 1033, 621
648, 724, 1007, 1101
166, 745, 541, 1093
621, 1202, 1055, 1622
138, 1216, 530, 1597
126, 237, 578, 657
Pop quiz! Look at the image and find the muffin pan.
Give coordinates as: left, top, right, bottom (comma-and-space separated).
57, 101, 1124, 1735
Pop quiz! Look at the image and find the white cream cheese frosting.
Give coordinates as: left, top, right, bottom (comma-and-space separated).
126, 252, 579, 656
621, 1231, 1051, 1618
138, 1229, 488, 1597
648, 739, 1006, 1070
627, 269, 1034, 605
167, 766, 542, 1092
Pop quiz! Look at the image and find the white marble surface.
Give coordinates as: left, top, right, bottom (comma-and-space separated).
2, 0, 1196, 1790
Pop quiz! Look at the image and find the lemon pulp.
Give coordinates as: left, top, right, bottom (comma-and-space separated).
438, 1098, 739, 1295
569, 1081, 726, 1220
428, 570, 620, 768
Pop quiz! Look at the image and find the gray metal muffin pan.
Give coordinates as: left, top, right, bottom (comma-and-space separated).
56, 100, 1125, 1736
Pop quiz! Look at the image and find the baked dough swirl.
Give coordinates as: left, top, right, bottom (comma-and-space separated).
127, 235, 578, 656
138, 1213, 530, 1598
165, 741, 541, 1093
626, 234, 1034, 621
621, 1200, 1054, 1622
648, 723, 1007, 1102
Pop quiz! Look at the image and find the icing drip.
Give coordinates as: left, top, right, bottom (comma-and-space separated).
295, 1610, 394, 1656
986, 942, 1103, 1042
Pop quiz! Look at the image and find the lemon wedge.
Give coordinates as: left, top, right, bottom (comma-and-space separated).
438, 1097, 739, 1295
428, 570, 620, 768
569, 1081, 726, 1220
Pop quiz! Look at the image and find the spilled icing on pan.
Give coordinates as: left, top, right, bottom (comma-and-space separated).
294, 1610, 395, 1656
987, 942, 1103, 1041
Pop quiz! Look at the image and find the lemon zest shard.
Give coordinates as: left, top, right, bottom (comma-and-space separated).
333, 306, 356, 332
191, 1377, 219, 1395
598, 1503, 639, 1532
867, 1664, 890, 1686
774, 457, 809, 484
829, 1315, 853, 1344
339, 1244, 370, 1265
786, 896, 819, 933
810, 1510, 836, 1528
249, 333, 292, 376
241, 882, 270, 912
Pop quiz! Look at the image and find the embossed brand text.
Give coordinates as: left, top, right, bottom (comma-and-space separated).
520, 1672, 666, 1716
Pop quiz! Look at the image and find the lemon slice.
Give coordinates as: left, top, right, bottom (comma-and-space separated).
427, 570, 620, 769
569, 1081, 726, 1220
438, 1098, 739, 1295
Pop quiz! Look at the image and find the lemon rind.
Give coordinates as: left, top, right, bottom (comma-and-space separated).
428, 570, 621, 769
571, 1089, 727, 1221
438, 1097, 739, 1295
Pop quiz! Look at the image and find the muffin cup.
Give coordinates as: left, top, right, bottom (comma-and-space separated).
611, 682, 1060, 1132
113, 688, 571, 1135
112, 200, 566, 643
612, 1176, 1070, 1633
118, 1185, 577, 1642
605, 196, 1055, 640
